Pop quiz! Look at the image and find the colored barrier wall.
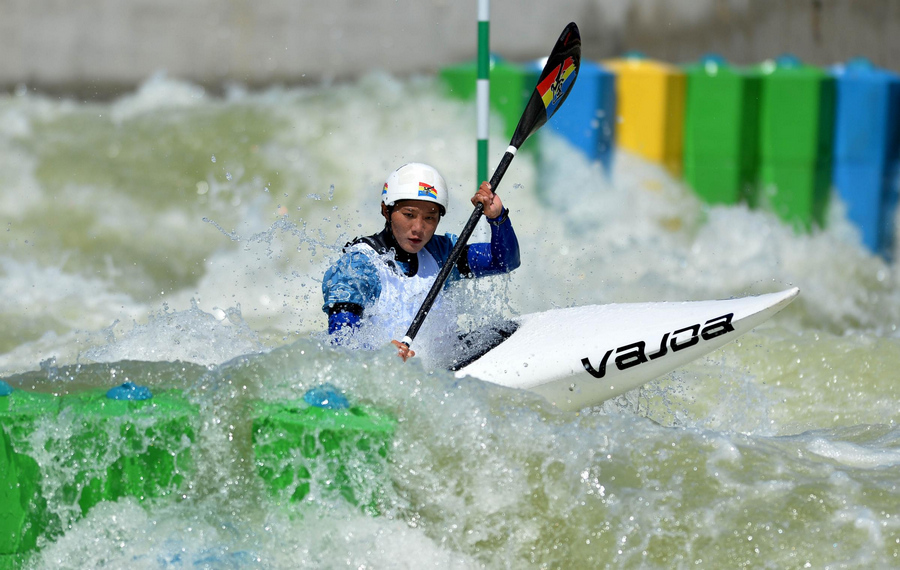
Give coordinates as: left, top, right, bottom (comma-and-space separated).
831, 59, 900, 258
603, 56, 686, 176
756, 56, 836, 232
439, 51, 897, 256
683, 56, 761, 205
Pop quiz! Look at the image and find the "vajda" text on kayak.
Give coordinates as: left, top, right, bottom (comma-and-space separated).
580, 313, 735, 379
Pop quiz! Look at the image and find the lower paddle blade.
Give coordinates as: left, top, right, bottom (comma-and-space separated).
509, 22, 582, 149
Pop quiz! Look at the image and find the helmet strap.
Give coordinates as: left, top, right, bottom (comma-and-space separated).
381, 203, 394, 229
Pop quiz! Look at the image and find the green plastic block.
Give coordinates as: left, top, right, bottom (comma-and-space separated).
683, 58, 762, 205
0, 553, 30, 570
759, 162, 832, 230
0, 391, 59, 557
252, 401, 396, 515
440, 57, 539, 142
0, 393, 55, 557
57, 390, 197, 517
756, 57, 836, 230
440, 61, 478, 100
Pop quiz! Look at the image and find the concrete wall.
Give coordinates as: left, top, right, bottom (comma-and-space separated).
2, 0, 899, 96
613, 0, 900, 68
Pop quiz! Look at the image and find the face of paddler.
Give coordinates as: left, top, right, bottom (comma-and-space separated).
382, 200, 441, 254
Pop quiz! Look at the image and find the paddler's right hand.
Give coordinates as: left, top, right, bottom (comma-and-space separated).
391, 340, 416, 362
471, 181, 504, 219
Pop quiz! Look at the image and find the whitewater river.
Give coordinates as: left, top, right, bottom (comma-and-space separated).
1, 73, 899, 568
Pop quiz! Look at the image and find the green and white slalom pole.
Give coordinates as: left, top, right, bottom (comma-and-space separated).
477, 0, 490, 185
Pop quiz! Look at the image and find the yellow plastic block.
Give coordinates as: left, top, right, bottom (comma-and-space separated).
604, 58, 686, 175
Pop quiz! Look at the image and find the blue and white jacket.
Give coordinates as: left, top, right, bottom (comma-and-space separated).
322, 209, 520, 340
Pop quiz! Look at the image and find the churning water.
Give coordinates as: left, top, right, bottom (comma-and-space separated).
1, 72, 899, 568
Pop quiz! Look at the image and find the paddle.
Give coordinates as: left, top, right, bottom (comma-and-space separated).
399, 22, 582, 350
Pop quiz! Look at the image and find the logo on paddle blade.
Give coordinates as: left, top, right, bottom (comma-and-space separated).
418, 182, 438, 199
580, 313, 735, 380
537, 56, 577, 118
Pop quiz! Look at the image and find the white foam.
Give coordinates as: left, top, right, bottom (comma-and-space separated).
109, 72, 207, 123
806, 437, 900, 468
81, 300, 263, 366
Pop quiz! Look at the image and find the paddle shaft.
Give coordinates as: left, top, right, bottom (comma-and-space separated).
400, 150, 515, 346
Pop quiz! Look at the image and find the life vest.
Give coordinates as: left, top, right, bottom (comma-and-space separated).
347, 240, 459, 359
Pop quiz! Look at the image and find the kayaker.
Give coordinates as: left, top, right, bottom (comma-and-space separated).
322, 162, 520, 362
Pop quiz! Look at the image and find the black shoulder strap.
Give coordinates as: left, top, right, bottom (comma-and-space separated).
345, 229, 417, 277
345, 231, 390, 254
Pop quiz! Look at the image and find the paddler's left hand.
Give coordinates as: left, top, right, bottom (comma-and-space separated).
391, 339, 416, 362
471, 181, 504, 219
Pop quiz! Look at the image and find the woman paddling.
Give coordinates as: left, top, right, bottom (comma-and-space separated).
322, 162, 520, 362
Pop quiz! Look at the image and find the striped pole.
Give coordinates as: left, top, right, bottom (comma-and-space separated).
477, 0, 490, 185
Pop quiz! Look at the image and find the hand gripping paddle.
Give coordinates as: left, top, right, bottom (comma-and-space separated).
400, 22, 582, 349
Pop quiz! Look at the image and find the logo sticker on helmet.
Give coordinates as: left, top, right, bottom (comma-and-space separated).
382, 183, 388, 196
418, 182, 438, 200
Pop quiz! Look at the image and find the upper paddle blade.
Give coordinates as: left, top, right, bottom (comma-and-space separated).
509, 22, 582, 149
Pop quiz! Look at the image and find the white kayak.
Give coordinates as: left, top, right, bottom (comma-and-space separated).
455, 288, 799, 411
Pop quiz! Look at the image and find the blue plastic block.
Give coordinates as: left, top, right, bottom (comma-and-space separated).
831, 59, 900, 256
106, 381, 153, 401
303, 383, 350, 410
530, 59, 616, 172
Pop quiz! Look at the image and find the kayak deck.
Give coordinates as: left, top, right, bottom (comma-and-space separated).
455, 288, 800, 410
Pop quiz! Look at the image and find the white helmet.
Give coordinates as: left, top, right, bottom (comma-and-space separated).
382, 163, 449, 215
